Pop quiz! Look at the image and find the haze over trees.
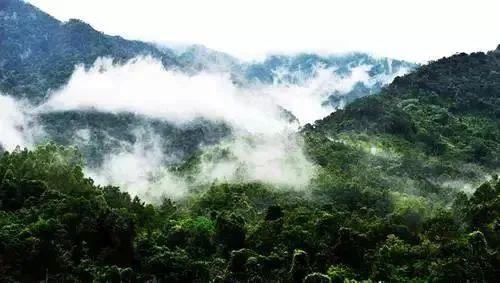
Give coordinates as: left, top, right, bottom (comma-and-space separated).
0, 0, 499, 282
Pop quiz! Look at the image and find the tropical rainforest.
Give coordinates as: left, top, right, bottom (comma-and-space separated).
1, 0, 499, 282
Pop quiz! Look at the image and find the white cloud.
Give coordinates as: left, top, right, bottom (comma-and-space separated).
35, 57, 327, 196
197, 133, 316, 189
0, 95, 31, 150
0, 56, 386, 201
85, 132, 188, 201
38, 57, 292, 135
2, 56, 409, 199
28, 0, 500, 62
39, 57, 393, 127
257, 65, 373, 123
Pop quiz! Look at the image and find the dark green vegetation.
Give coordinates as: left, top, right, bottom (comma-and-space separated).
1, 144, 498, 282
38, 111, 231, 167
1, 0, 499, 281
0, 0, 414, 102
1, 45, 499, 281
304, 47, 500, 202
1, 0, 416, 171
0, 0, 177, 101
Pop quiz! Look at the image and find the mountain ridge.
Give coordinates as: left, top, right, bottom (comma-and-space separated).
0, 0, 177, 100
301, 45, 500, 205
1, 0, 500, 281
1, 0, 416, 107
0, 44, 499, 280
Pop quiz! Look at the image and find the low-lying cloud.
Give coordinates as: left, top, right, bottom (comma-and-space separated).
2, 56, 407, 201
197, 133, 315, 189
39, 57, 293, 135
38, 57, 396, 128
0, 95, 33, 150
256, 65, 373, 123
85, 131, 189, 202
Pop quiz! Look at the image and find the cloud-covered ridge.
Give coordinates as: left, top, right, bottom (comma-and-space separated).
39, 57, 293, 135
2, 55, 410, 201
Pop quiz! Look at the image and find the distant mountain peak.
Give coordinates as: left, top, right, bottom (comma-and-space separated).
1, 0, 416, 111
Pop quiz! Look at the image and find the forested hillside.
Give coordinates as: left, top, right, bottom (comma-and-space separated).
1, 147, 498, 282
1, 39, 499, 282
303, 46, 500, 200
1, 0, 499, 282
1, 0, 418, 185
0, 0, 414, 103
0, 0, 177, 100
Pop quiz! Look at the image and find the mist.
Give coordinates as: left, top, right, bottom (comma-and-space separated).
39, 57, 292, 135
1, 56, 406, 201
0, 95, 32, 150
85, 130, 189, 202
38, 56, 399, 127
196, 132, 315, 189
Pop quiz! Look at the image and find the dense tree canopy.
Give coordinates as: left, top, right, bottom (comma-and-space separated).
0, 144, 498, 282
0, 1, 499, 281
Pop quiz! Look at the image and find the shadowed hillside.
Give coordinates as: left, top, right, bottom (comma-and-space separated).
1, 36, 499, 281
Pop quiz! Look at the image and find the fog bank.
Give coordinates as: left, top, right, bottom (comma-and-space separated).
2, 56, 407, 200
0, 95, 32, 150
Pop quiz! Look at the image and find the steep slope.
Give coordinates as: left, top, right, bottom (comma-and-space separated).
304, 45, 500, 200
1, 0, 416, 106
243, 53, 414, 107
0, 0, 419, 190
0, 0, 178, 100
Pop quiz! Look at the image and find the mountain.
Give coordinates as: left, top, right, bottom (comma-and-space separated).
0, 0, 417, 171
241, 52, 414, 108
1, 1, 500, 280
0, 0, 179, 101
0, 0, 415, 105
174, 44, 241, 74
309, 45, 500, 159
0, 43, 499, 281
303, 45, 500, 203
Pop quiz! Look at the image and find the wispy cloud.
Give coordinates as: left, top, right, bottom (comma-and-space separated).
2, 56, 405, 200
0, 95, 33, 150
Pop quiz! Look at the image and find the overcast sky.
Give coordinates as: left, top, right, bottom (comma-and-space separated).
28, 0, 500, 62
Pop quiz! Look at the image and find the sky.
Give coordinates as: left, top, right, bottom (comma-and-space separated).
26, 0, 500, 62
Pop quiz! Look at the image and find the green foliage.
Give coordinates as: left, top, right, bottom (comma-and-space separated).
38, 111, 231, 168
327, 264, 356, 283
0, 3, 499, 280
6, 66, 500, 280
1, 69, 499, 281
0, 0, 178, 101
302, 48, 500, 212
0, 143, 499, 282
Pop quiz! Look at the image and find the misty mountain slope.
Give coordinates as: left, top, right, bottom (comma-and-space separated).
38, 111, 231, 167
0, 0, 421, 198
241, 53, 415, 107
1, 1, 500, 280
1, 46, 499, 281
174, 44, 241, 74
303, 45, 500, 200
0, 0, 416, 105
0, 0, 178, 100
310, 46, 500, 145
